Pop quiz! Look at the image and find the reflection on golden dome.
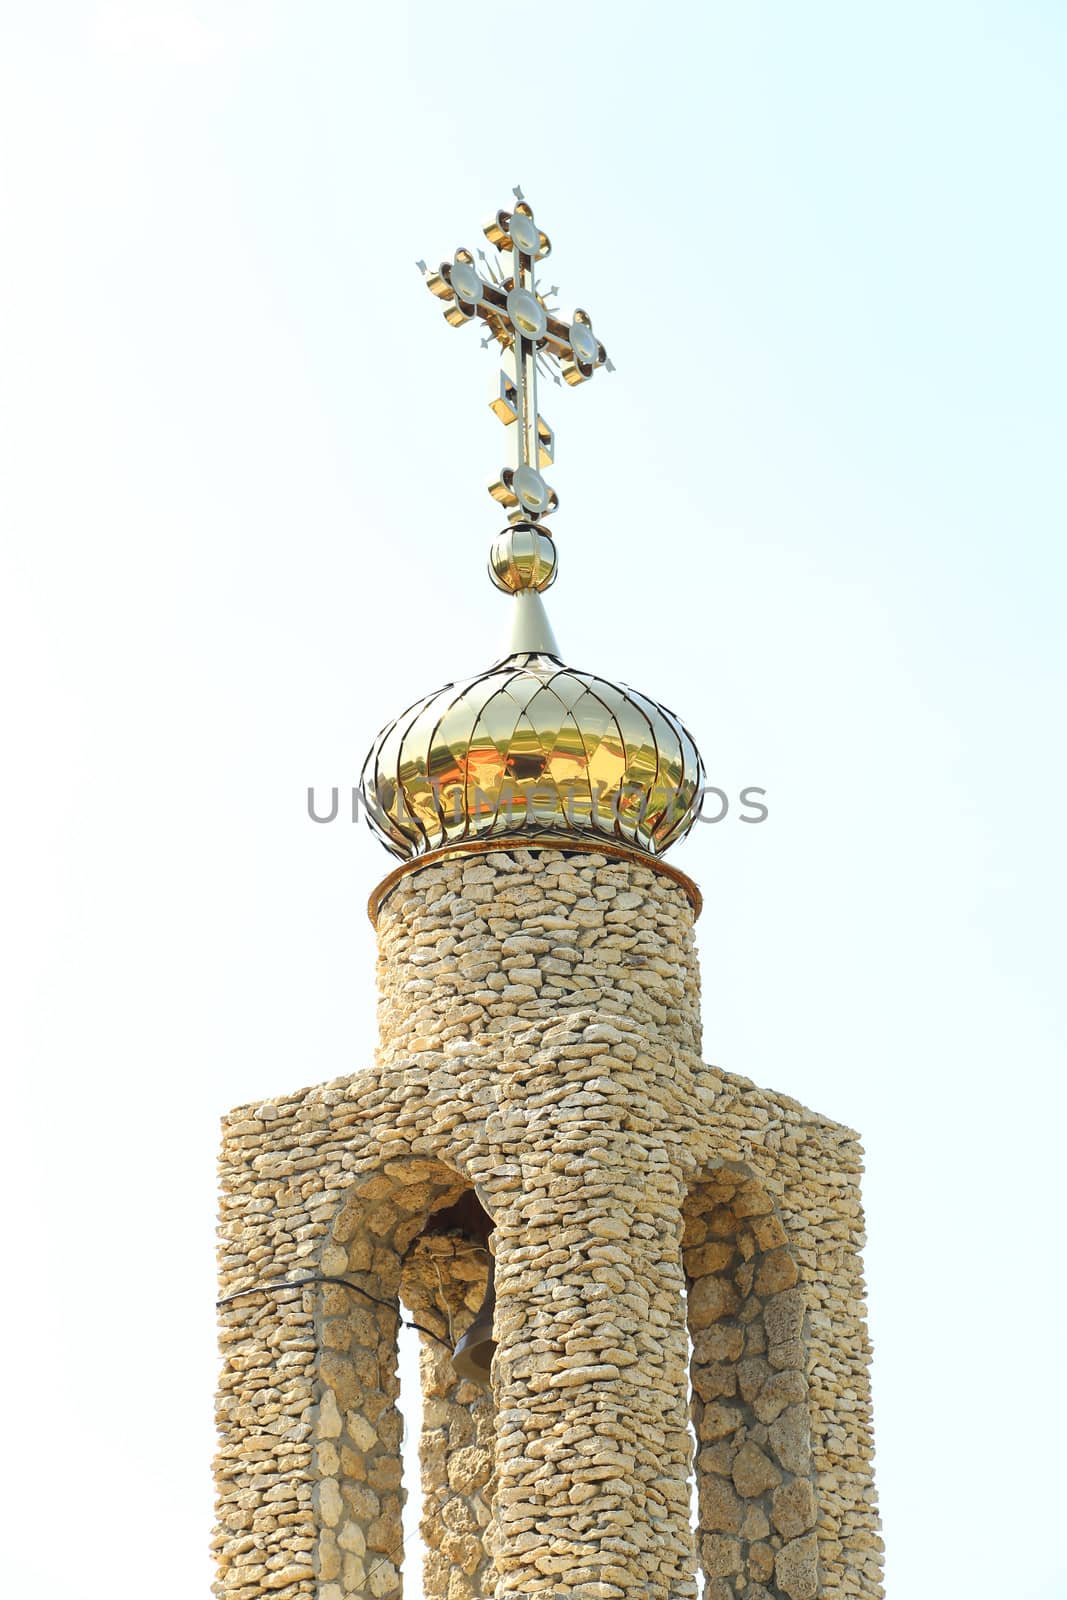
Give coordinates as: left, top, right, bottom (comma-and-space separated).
360, 649, 705, 861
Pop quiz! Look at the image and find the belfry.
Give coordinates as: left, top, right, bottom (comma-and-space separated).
214, 191, 883, 1600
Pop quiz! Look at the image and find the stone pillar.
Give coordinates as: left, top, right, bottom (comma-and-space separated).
486, 1064, 696, 1600
372, 846, 706, 1600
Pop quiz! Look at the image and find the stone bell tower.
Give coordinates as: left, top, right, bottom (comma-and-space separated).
213, 190, 883, 1600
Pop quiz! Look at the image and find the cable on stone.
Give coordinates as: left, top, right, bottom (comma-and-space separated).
214, 1273, 453, 1350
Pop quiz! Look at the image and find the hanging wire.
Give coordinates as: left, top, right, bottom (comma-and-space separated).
215, 1273, 453, 1350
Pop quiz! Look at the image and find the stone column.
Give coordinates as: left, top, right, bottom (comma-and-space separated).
485, 1055, 697, 1600
372, 846, 706, 1600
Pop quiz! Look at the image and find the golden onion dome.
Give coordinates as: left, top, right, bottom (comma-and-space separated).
360, 636, 705, 861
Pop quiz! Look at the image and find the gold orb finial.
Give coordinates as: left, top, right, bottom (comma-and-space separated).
488, 523, 557, 594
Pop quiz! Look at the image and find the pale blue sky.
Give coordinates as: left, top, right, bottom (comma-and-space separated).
1, 4, 1065, 1597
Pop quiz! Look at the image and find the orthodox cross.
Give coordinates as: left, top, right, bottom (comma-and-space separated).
418, 187, 612, 523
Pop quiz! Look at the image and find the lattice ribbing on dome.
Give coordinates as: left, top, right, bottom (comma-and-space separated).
361, 652, 704, 860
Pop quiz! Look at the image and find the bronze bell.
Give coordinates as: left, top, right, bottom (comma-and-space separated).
451, 1256, 496, 1387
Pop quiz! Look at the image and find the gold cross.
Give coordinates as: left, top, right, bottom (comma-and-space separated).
418, 187, 612, 523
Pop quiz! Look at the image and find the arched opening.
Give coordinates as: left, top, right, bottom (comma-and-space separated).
683, 1167, 819, 1600
313, 1157, 473, 1598
396, 1311, 424, 1590
687, 1323, 706, 1600
399, 1190, 497, 1600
